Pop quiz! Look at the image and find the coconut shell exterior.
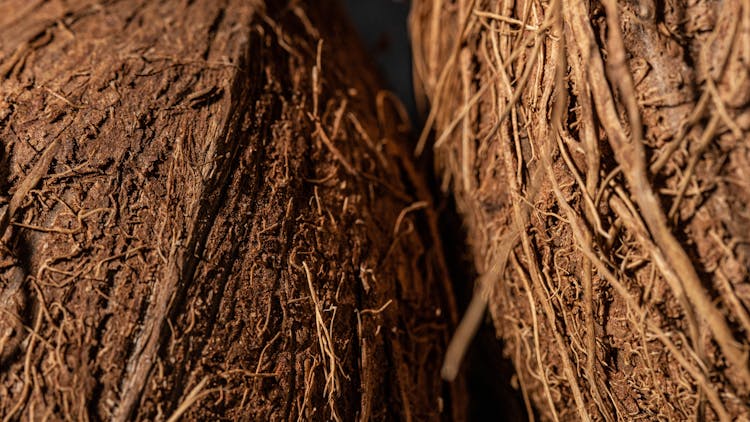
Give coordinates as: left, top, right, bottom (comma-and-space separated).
0, 1, 463, 420
411, 0, 750, 420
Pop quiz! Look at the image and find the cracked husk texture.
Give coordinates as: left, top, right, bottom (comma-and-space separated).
411, 0, 750, 420
0, 0, 464, 420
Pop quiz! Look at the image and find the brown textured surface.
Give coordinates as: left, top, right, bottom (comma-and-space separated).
411, 0, 750, 420
0, 1, 463, 420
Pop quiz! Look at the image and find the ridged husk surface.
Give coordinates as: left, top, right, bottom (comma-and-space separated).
411, 0, 750, 420
0, 1, 462, 420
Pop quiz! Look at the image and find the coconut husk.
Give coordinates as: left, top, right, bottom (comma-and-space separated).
411, 0, 750, 420
0, 1, 464, 419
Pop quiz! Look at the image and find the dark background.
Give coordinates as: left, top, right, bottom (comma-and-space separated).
341, 0, 417, 120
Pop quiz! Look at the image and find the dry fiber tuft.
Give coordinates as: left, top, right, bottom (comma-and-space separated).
411, 0, 750, 420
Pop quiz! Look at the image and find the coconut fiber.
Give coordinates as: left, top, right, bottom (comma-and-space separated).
0, 0, 464, 420
411, 0, 750, 420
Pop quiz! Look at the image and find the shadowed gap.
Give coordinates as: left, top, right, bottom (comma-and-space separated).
341, 1, 527, 419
